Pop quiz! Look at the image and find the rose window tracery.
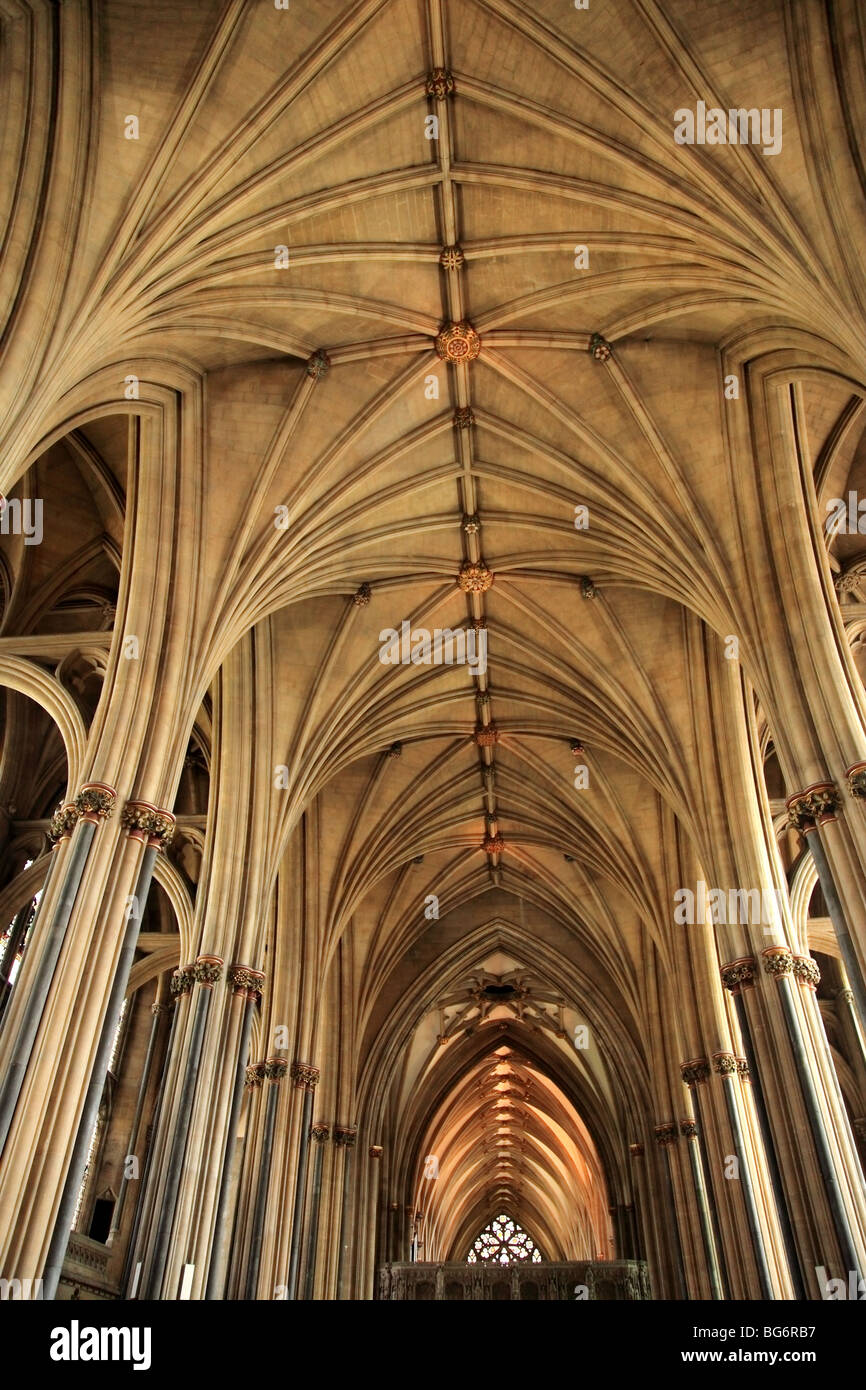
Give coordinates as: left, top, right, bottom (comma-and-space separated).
466, 1214, 542, 1264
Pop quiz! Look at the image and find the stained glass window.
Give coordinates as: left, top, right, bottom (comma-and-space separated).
466, 1213, 542, 1264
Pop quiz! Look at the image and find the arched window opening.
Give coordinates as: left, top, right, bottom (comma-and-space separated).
466, 1214, 543, 1264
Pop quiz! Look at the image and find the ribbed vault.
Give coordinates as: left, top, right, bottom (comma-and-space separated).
2, 0, 866, 1306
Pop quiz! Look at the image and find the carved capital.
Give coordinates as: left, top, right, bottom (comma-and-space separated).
680, 1058, 710, 1087
435, 321, 480, 364
229, 964, 265, 1001
121, 800, 176, 850
311, 1123, 330, 1143
785, 782, 841, 832
628, 1143, 644, 1158
735, 1056, 750, 1080
369, 1144, 384, 1159
334, 1126, 358, 1147
150, 1002, 169, 1018
762, 946, 795, 979
245, 1062, 266, 1089
48, 803, 80, 843
263, 1057, 288, 1083
291, 1062, 319, 1091
654, 1122, 678, 1147
793, 955, 821, 990
845, 762, 866, 799
680, 1119, 698, 1140
720, 957, 757, 993
193, 955, 223, 988
712, 1051, 737, 1077
76, 782, 117, 823
170, 965, 195, 998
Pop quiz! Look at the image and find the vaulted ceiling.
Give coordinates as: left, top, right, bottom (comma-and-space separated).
3, 0, 866, 1250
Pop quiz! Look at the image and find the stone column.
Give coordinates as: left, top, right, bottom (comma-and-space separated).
244, 1056, 287, 1299
111, 998, 169, 1244
653, 1124, 688, 1298
763, 946, 864, 1281
0, 786, 115, 1157
788, 783, 866, 1027
627, 1144, 657, 1292
366, 1144, 384, 1299
679, 1118, 723, 1300
143, 953, 224, 1298
301, 1122, 330, 1299
680, 1059, 729, 1297
41, 804, 174, 1297
205, 965, 264, 1300
720, 958, 806, 1297
334, 1125, 358, 1299
124, 966, 189, 1295
711, 1052, 774, 1299
286, 1062, 318, 1299
0, 900, 36, 1019
834, 984, 866, 1122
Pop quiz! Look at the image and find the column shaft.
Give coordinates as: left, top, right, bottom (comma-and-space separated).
205, 976, 261, 1300
0, 818, 97, 1155
144, 956, 222, 1298
244, 1059, 285, 1300
41, 842, 159, 1297
714, 1058, 774, 1299
302, 1126, 329, 1299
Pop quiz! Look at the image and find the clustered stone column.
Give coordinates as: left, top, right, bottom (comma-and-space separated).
0, 784, 116, 1158
302, 1123, 331, 1299
40, 799, 176, 1298
678, 1115, 723, 1301
205, 965, 265, 1300
653, 1123, 687, 1299
719, 959, 805, 1297
286, 1063, 319, 1299
245, 1055, 288, 1299
762, 945, 863, 1282
334, 1125, 358, 1299
142, 953, 224, 1297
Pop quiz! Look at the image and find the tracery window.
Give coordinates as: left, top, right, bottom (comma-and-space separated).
466, 1213, 542, 1264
